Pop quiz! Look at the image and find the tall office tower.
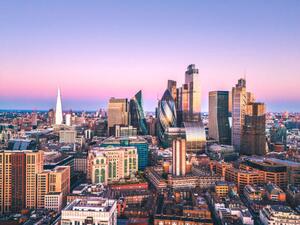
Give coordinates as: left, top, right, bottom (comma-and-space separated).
55, 88, 63, 125
185, 64, 201, 116
172, 138, 186, 177
107, 98, 129, 136
167, 80, 177, 103
247, 92, 255, 103
37, 171, 49, 209
232, 78, 247, 151
157, 90, 177, 147
11, 153, 26, 212
0, 152, 12, 214
228, 91, 232, 115
129, 90, 148, 135
25, 151, 44, 209
208, 91, 231, 145
241, 103, 266, 156
0, 150, 44, 214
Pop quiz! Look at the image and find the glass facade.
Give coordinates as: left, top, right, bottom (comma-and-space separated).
100, 137, 149, 170
129, 90, 148, 135
184, 121, 206, 152
157, 89, 177, 147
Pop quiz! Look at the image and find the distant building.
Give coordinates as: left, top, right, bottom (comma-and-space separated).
55, 88, 63, 125
241, 103, 266, 156
107, 98, 129, 136
61, 198, 117, 225
59, 130, 77, 144
7, 139, 36, 150
208, 91, 231, 145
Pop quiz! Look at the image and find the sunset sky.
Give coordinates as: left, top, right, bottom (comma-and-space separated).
0, 0, 300, 112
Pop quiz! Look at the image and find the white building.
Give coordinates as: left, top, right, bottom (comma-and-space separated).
44, 192, 63, 212
61, 197, 117, 225
55, 88, 63, 125
260, 205, 300, 225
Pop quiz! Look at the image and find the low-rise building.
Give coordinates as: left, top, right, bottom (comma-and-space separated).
61, 197, 117, 225
260, 205, 300, 225
44, 192, 63, 212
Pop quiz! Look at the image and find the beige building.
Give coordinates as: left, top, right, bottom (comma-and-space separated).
25, 151, 44, 209
107, 98, 129, 135
59, 130, 77, 144
87, 146, 138, 185
37, 166, 70, 208
232, 78, 247, 151
172, 138, 186, 176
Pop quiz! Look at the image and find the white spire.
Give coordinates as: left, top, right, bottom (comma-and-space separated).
55, 88, 63, 125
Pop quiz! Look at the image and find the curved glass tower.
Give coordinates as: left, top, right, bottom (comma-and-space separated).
157, 89, 177, 146
130, 90, 148, 135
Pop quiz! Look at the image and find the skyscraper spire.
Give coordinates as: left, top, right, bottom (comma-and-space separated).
55, 88, 63, 125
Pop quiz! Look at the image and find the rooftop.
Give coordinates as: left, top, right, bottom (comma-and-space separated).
64, 198, 116, 212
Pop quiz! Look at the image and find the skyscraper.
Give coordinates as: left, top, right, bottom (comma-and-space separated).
55, 88, 63, 125
232, 78, 247, 151
185, 64, 201, 116
241, 103, 266, 156
209, 91, 231, 145
167, 80, 177, 103
0, 150, 44, 214
157, 90, 177, 147
129, 90, 148, 135
172, 138, 186, 177
107, 98, 129, 136
25, 151, 44, 209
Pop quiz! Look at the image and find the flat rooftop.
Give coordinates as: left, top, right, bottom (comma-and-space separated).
64, 198, 116, 212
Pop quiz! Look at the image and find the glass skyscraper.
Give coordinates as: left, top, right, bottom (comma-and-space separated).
129, 90, 148, 135
208, 91, 231, 145
157, 89, 177, 147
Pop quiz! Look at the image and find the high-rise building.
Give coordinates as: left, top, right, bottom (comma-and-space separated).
0, 150, 44, 214
55, 88, 63, 125
185, 64, 201, 114
167, 80, 177, 103
107, 98, 129, 136
232, 78, 247, 151
157, 90, 177, 147
172, 138, 186, 177
11, 153, 26, 212
241, 103, 266, 156
25, 151, 44, 209
129, 90, 148, 135
208, 91, 231, 145
87, 146, 138, 184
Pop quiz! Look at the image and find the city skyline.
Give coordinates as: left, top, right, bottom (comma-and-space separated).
1, 1, 300, 112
